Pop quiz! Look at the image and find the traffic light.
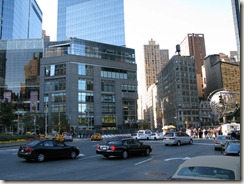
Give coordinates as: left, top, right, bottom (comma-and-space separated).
219, 95, 223, 104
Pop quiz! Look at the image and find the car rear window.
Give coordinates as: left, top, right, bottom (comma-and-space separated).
177, 166, 235, 180
26, 140, 41, 146
164, 133, 174, 137
107, 141, 122, 145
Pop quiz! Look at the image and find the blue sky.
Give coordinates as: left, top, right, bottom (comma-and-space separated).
37, 0, 239, 58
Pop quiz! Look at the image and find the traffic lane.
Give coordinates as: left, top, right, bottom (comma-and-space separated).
0, 139, 221, 180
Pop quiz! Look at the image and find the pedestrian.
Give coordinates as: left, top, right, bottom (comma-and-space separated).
204, 129, 208, 139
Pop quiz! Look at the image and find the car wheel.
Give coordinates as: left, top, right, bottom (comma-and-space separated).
189, 139, 193, 144
122, 151, 128, 159
37, 153, 45, 162
165, 144, 168, 146
70, 151, 77, 159
177, 141, 181, 146
145, 148, 150, 156
154, 137, 156, 140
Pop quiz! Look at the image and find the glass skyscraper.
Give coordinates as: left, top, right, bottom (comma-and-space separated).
0, 0, 42, 39
57, 0, 125, 46
0, 39, 43, 110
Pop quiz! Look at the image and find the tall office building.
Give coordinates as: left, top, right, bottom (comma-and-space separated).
157, 55, 199, 128
40, 38, 137, 131
0, 39, 43, 114
180, 33, 206, 99
143, 39, 169, 90
203, 54, 240, 103
0, 0, 42, 39
231, 0, 240, 62
57, 0, 125, 46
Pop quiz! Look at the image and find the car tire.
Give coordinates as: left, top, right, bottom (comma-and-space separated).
145, 148, 150, 156
104, 155, 109, 158
189, 139, 193, 144
122, 151, 128, 159
70, 151, 77, 159
37, 153, 45, 162
177, 141, 181, 146
165, 144, 168, 146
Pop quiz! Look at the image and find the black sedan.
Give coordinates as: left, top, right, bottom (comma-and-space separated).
96, 138, 152, 159
18, 139, 80, 162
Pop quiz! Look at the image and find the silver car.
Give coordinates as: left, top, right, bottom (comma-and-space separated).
214, 135, 231, 150
163, 132, 193, 146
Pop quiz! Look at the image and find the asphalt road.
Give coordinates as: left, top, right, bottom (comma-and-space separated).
0, 138, 221, 181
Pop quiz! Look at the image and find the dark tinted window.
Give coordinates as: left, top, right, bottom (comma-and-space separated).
107, 141, 122, 145
178, 166, 235, 180
26, 140, 41, 146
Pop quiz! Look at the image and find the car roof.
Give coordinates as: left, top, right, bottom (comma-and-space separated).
173, 155, 240, 180
177, 155, 240, 171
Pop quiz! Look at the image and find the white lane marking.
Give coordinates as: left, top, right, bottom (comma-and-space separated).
164, 157, 191, 161
78, 155, 101, 160
0, 148, 18, 153
134, 157, 153, 166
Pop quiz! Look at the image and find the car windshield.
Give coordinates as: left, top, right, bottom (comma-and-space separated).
178, 166, 235, 180
26, 140, 41, 146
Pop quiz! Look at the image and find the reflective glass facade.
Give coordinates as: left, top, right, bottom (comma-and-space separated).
0, 39, 43, 111
0, 0, 42, 39
57, 0, 125, 46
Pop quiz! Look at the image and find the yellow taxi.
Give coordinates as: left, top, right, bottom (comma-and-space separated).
46, 133, 64, 142
90, 133, 102, 141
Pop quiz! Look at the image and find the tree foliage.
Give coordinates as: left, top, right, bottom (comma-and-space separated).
0, 100, 16, 128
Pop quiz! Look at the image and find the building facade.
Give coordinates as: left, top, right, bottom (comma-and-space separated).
40, 38, 137, 131
0, 0, 42, 39
231, 0, 240, 62
57, 0, 125, 46
180, 33, 206, 99
157, 55, 200, 129
143, 39, 169, 90
0, 39, 43, 107
203, 54, 240, 103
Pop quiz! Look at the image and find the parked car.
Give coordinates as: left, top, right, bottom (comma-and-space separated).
222, 139, 240, 152
214, 135, 231, 150
18, 139, 80, 162
149, 133, 164, 140
96, 138, 152, 159
168, 155, 240, 180
162, 132, 193, 146
222, 142, 240, 156
91, 133, 102, 141
62, 132, 73, 142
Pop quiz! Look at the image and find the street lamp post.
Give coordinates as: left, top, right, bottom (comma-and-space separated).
161, 97, 169, 128
44, 97, 48, 137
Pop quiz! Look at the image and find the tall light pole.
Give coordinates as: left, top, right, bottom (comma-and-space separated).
44, 96, 48, 137
161, 97, 169, 128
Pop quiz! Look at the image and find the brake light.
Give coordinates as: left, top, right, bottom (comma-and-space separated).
163, 138, 166, 140
96, 145, 100, 149
26, 147, 33, 152
110, 146, 116, 151
169, 138, 175, 140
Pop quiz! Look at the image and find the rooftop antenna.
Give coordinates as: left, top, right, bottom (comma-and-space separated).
175, 44, 181, 56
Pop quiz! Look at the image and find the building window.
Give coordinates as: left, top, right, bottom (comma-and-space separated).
78, 64, 93, 76
78, 79, 93, 91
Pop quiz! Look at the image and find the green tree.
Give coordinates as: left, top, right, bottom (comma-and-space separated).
0, 100, 16, 130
